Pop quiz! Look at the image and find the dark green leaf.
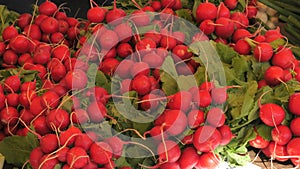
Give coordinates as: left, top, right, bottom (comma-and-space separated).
81, 121, 113, 139
270, 38, 286, 49
256, 124, 273, 141
192, 0, 201, 19
160, 72, 178, 96
61, 95, 73, 113
0, 132, 39, 166
175, 9, 194, 22
215, 42, 239, 64
177, 75, 198, 91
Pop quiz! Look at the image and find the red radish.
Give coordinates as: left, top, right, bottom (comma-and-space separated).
9, 35, 30, 54
17, 13, 32, 29
6, 93, 19, 107
271, 125, 292, 145
67, 26, 79, 40
41, 91, 60, 109
211, 87, 228, 104
24, 24, 42, 40
87, 101, 107, 123
40, 17, 59, 34
104, 136, 124, 158
234, 39, 251, 55
57, 147, 69, 162
50, 32, 64, 43
55, 11, 67, 20
74, 133, 94, 151
172, 45, 192, 61
136, 38, 157, 52
195, 152, 220, 169
66, 17, 79, 27
160, 36, 177, 50
130, 62, 150, 77
140, 93, 160, 111
2, 26, 18, 41
283, 69, 292, 82
254, 35, 266, 42
131, 10, 151, 26
71, 109, 89, 124
287, 138, 300, 166
38, 155, 59, 169
167, 91, 192, 112
0, 107, 19, 125
151, 1, 161, 11
82, 160, 98, 169
52, 45, 71, 62
157, 140, 181, 163
253, 43, 274, 62
290, 117, 300, 136
114, 60, 134, 79
193, 89, 212, 108
29, 147, 44, 169
0, 42, 6, 56
142, 52, 164, 67
266, 141, 289, 162
163, 110, 187, 136
176, 62, 195, 75
230, 12, 249, 29
120, 79, 132, 94
66, 147, 89, 168
161, 0, 176, 8
224, 0, 238, 9
217, 2, 230, 18
142, 6, 155, 12
259, 103, 285, 126
40, 134, 58, 154
46, 109, 70, 131
32, 116, 52, 135
114, 23, 132, 43
18, 53, 33, 66
3, 50, 18, 65
144, 31, 162, 45
131, 75, 151, 96
160, 162, 180, 169
30, 96, 45, 116
87, 86, 109, 104
38, 1, 58, 16
144, 125, 169, 141
0, 93, 5, 109
264, 66, 284, 86
178, 147, 199, 169
272, 47, 295, 69
87, 7, 106, 23
249, 133, 270, 149
200, 81, 215, 91
232, 29, 252, 42
264, 27, 283, 43
206, 107, 226, 127
4, 75, 21, 93
289, 93, 300, 115
20, 109, 34, 125
199, 19, 215, 35
188, 110, 205, 129
193, 125, 222, 152
196, 2, 217, 22
246, 5, 257, 19
98, 30, 119, 49
33, 47, 51, 65
218, 125, 234, 145
64, 69, 88, 90
105, 0, 126, 24
90, 142, 113, 165
102, 47, 117, 59
59, 126, 82, 146
19, 89, 37, 108
58, 20, 69, 34
214, 17, 235, 39
117, 43, 133, 58
295, 67, 300, 82
172, 31, 185, 45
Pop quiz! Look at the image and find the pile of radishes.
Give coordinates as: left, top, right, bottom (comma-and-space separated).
0, 0, 300, 168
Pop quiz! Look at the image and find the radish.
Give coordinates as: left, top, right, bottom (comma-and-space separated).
246, 5, 258, 19
271, 47, 295, 69
114, 60, 134, 79
288, 93, 300, 116
105, 0, 126, 24
17, 13, 32, 29
0, 93, 5, 110
38, 154, 59, 169
160, 162, 180, 169
29, 147, 44, 169
23, 24, 42, 40
178, 147, 199, 169
67, 26, 79, 40
196, 2, 217, 22
90, 142, 113, 165
50, 32, 64, 43
160, 36, 177, 50
266, 141, 289, 162
199, 81, 215, 91
55, 11, 67, 20
271, 125, 292, 145
163, 109, 188, 136
136, 38, 156, 52
264, 66, 284, 86
144, 125, 169, 141
52, 45, 71, 62
192, 89, 212, 108
259, 103, 285, 126
254, 35, 266, 43
287, 138, 300, 166
2, 26, 18, 41
59, 126, 82, 146
114, 23, 133, 43
144, 31, 162, 45
40, 17, 59, 34
9, 35, 30, 54
290, 117, 300, 136
218, 125, 234, 145
87, 101, 107, 123
66, 147, 89, 168
232, 29, 252, 42
98, 30, 119, 49
230, 12, 249, 29
193, 125, 222, 152
211, 87, 228, 105
58, 20, 69, 34
283, 69, 292, 82
234, 39, 251, 55
82, 160, 98, 169
142, 6, 155, 12
0, 42, 6, 56
104, 136, 124, 158
38, 1, 58, 16
206, 107, 226, 127
217, 2, 230, 18
130, 62, 150, 77
74, 133, 95, 151
3, 50, 18, 65
176, 62, 195, 75
167, 91, 192, 112
64, 69, 88, 90
253, 42, 274, 62
187, 109, 205, 129
142, 51, 164, 67
117, 43, 133, 58
41, 91, 60, 109
157, 140, 181, 163
46, 109, 71, 131
195, 152, 220, 169
172, 31, 185, 45
71, 109, 89, 125
4, 75, 21, 93
87, 86, 109, 104
87, 7, 106, 23
161, 0, 176, 8
199, 19, 215, 35
57, 147, 69, 162
40, 134, 58, 154
131, 10, 151, 26
264, 27, 283, 43
131, 75, 151, 96
0, 107, 19, 125
120, 79, 132, 94
32, 116, 52, 135
102, 47, 117, 59
6, 93, 19, 107
140, 93, 160, 111
20, 109, 34, 125
214, 17, 235, 39
224, 0, 238, 9
172, 45, 192, 61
